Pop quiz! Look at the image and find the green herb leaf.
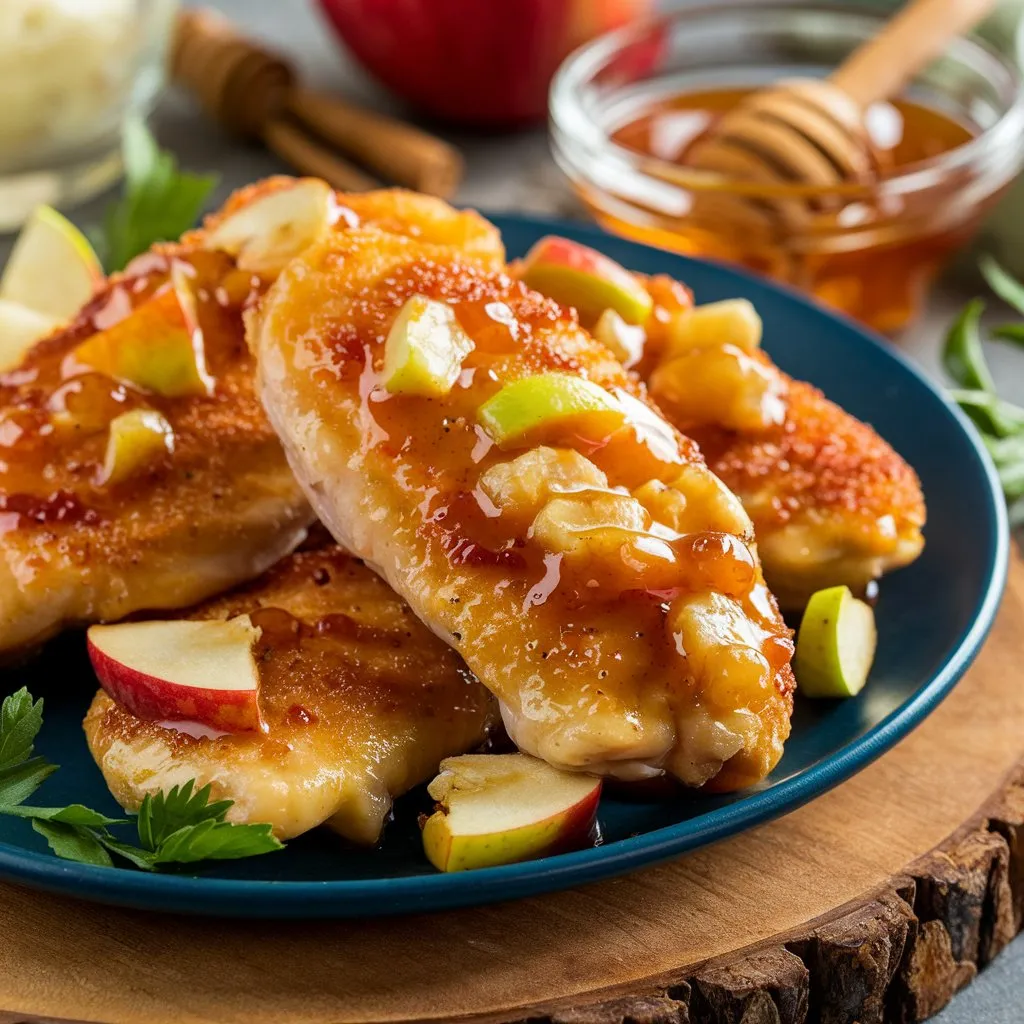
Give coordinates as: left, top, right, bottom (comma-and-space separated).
983, 432, 1024, 465
948, 389, 1024, 439
94, 835, 157, 871
944, 299, 995, 393
136, 780, 233, 851
0, 688, 44, 770
999, 460, 1024, 500
0, 758, 57, 806
96, 117, 218, 272
981, 255, 1024, 319
151, 820, 283, 865
993, 323, 1024, 346
1, 803, 124, 826
32, 820, 113, 868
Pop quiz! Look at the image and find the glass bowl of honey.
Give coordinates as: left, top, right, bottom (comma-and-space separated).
550, 1, 1024, 333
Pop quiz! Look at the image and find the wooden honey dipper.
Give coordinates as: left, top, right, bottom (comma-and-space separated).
171, 8, 464, 198
682, 0, 997, 232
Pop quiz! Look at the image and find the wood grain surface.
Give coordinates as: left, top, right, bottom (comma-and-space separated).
0, 558, 1022, 1024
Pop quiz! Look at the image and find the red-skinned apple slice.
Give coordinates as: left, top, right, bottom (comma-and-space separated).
87, 616, 264, 733
421, 753, 602, 872
520, 236, 653, 325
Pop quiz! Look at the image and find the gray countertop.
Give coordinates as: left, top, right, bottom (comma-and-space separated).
34, 0, 1024, 1018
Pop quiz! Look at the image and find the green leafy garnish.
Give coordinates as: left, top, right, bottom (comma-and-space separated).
946, 258, 1024, 521
0, 688, 283, 871
92, 118, 218, 273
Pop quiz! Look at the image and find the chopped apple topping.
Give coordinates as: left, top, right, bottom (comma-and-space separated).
520, 236, 653, 325
664, 299, 762, 360
383, 294, 474, 396
593, 308, 646, 368
649, 345, 788, 432
478, 372, 625, 448
206, 179, 336, 276
670, 591, 774, 715
99, 409, 175, 485
479, 447, 607, 528
74, 266, 214, 399
633, 464, 753, 540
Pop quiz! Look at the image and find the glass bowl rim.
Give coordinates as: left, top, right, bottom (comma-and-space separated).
549, 0, 1024, 200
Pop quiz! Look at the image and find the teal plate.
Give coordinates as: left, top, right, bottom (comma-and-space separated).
0, 214, 1008, 918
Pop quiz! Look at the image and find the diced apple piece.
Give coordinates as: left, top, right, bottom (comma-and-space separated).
382, 294, 474, 396
478, 372, 625, 448
0, 205, 101, 320
794, 586, 877, 698
99, 409, 175, 485
520, 236, 653, 325
87, 616, 264, 733
664, 299, 762, 360
593, 308, 646, 368
206, 179, 336, 276
421, 753, 601, 872
75, 265, 214, 398
0, 299, 59, 370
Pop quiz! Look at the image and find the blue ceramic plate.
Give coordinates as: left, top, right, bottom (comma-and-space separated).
0, 214, 1007, 918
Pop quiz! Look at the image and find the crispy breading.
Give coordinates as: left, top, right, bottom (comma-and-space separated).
85, 545, 494, 842
251, 215, 795, 791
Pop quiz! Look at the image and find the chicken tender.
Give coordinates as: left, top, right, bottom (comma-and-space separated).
251, 219, 796, 790
0, 178, 503, 656
85, 545, 494, 842
637, 278, 926, 607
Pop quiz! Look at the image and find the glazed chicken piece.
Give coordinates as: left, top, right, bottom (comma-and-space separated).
251, 219, 796, 790
85, 544, 495, 842
0, 177, 503, 656
635, 278, 926, 607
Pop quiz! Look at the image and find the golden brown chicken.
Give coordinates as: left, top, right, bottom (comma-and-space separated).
509, 245, 925, 608
251, 216, 796, 791
637, 277, 926, 607
0, 178, 504, 656
85, 544, 495, 842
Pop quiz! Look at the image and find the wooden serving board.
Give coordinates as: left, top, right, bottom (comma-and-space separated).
1, 557, 1024, 1024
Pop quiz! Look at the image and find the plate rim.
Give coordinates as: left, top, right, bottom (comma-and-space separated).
0, 212, 1008, 917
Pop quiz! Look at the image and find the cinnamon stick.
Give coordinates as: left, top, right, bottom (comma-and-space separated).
263, 120, 378, 193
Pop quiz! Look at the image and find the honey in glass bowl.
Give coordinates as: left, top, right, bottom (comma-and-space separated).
550, 3, 1024, 334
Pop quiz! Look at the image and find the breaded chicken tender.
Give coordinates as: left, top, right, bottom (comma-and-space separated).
85, 545, 494, 842
0, 178, 504, 656
251, 214, 796, 791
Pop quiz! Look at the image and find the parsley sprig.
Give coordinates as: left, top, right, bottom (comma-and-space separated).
946, 257, 1024, 525
0, 688, 282, 870
91, 117, 219, 273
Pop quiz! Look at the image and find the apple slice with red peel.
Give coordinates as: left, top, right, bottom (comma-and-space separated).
206, 179, 337, 276
75, 264, 214, 398
421, 753, 602, 872
520, 236, 653, 325
87, 616, 264, 733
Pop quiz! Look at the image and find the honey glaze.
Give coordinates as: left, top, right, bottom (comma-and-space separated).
602, 87, 982, 333
274, 241, 796, 787
0, 248, 270, 531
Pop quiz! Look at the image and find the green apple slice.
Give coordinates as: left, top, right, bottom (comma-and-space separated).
383, 295, 474, 396
205, 179, 336, 276
0, 205, 101, 320
100, 409, 176, 485
75, 265, 214, 398
520, 236, 653, 325
421, 753, 602, 872
794, 585, 877, 698
477, 372, 625, 448
0, 299, 60, 371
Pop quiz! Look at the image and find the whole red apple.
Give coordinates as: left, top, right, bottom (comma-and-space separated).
315, 0, 653, 126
